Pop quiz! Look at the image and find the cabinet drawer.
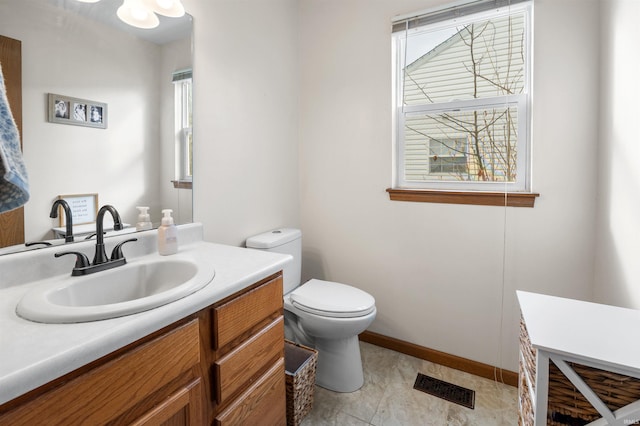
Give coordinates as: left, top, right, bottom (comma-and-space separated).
131, 378, 203, 426
214, 358, 286, 426
1, 320, 200, 425
214, 317, 284, 405
213, 276, 283, 349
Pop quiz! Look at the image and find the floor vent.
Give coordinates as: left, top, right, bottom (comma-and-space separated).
413, 373, 475, 409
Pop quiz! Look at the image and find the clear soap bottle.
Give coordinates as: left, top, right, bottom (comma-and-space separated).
135, 206, 153, 231
157, 209, 178, 255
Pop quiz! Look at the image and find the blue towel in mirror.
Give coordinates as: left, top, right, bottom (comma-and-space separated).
0, 63, 29, 213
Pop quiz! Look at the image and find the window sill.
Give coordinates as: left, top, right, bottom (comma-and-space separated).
386, 188, 539, 207
171, 180, 192, 190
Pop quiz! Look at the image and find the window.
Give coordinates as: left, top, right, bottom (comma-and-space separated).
173, 69, 192, 187
392, 1, 532, 194
428, 137, 468, 174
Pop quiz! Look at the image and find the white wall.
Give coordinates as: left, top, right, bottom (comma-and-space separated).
183, 0, 603, 372
297, 0, 600, 372
594, 0, 640, 307
0, 0, 163, 240
185, 0, 300, 247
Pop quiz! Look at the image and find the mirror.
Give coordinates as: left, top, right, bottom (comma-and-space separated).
0, 0, 193, 255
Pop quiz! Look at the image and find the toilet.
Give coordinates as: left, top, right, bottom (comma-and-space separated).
246, 228, 376, 393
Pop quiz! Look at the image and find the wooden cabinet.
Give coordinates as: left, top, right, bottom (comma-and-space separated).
0, 319, 202, 425
214, 318, 284, 405
215, 359, 286, 426
207, 274, 286, 426
130, 379, 203, 426
212, 276, 283, 351
0, 272, 286, 426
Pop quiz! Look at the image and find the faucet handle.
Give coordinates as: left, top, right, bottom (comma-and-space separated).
25, 241, 53, 247
55, 251, 91, 269
84, 232, 106, 240
110, 238, 138, 261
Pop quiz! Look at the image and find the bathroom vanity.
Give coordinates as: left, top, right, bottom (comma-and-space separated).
0, 224, 291, 425
517, 291, 640, 426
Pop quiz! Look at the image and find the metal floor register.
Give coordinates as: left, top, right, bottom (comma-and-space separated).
413, 373, 476, 410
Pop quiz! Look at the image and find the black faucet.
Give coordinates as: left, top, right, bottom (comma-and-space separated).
93, 205, 124, 265
50, 200, 74, 243
55, 238, 137, 276
55, 205, 136, 276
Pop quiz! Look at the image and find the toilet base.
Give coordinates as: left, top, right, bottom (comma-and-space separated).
314, 335, 364, 393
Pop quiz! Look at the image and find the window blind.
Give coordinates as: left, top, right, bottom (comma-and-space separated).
172, 68, 192, 82
392, 0, 529, 33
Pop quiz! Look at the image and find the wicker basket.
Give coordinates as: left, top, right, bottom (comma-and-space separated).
547, 361, 640, 425
519, 318, 536, 389
285, 340, 318, 426
518, 359, 534, 426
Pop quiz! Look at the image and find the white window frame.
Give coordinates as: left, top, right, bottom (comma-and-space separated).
392, 2, 532, 192
174, 73, 192, 183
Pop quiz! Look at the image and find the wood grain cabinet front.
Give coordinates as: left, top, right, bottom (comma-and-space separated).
209, 274, 286, 426
0, 320, 201, 425
214, 317, 284, 406
130, 378, 203, 426
214, 358, 286, 426
212, 275, 283, 351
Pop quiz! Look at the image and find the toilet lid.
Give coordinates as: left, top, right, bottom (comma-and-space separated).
290, 279, 376, 318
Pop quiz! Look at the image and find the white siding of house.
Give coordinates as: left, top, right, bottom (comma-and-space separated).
399, 11, 526, 183
403, 12, 527, 105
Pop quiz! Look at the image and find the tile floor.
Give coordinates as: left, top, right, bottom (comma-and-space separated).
300, 342, 518, 425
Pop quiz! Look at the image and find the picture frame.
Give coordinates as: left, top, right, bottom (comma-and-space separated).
56, 193, 98, 226
48, 94, 108, 129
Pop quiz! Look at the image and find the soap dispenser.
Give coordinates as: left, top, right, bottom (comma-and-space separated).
157, 209, 178, 255
135, 206, 153, 231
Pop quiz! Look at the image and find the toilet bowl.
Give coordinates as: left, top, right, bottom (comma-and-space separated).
246, 229, 377, 393
285, 279, 376, 392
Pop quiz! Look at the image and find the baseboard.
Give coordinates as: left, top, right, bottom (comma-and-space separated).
359, 330, 518, 388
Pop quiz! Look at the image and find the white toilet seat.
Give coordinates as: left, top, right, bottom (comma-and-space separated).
290, 279, 375, 318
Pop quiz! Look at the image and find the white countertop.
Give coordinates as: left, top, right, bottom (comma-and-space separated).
0, 224, 291, 405
517, 291, 640, 377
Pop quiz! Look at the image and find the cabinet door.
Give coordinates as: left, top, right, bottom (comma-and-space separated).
214, 358, 286, 426
0, 320, 200, 425
131, 378, 203, 426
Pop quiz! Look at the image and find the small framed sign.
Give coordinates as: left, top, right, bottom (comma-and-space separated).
48, 93, 107, 129
57, 193, 98, 226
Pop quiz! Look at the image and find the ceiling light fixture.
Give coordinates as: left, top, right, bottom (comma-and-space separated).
117, 0, 159, 29
147, 0, 185, 18
75, 0, 185, 29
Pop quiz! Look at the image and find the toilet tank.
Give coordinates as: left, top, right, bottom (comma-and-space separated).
246, 228, 302, 294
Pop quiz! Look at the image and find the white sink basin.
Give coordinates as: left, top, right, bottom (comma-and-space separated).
16, 256, 215, 323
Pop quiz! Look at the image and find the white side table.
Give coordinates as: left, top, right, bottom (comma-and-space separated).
518, 291, 640, 426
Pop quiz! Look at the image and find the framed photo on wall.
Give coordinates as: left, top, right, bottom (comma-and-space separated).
48, 94, 107, 129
